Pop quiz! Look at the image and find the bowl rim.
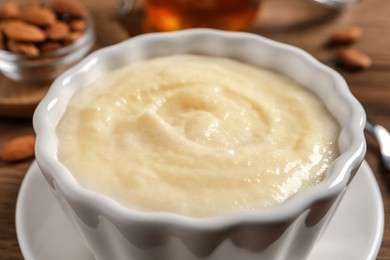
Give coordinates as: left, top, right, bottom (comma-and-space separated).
33, 29, 366, 229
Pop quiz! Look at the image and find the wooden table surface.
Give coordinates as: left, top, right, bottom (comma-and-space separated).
1, 0, 389, 259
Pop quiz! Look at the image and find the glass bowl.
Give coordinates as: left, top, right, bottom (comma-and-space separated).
0, 18, 95, 83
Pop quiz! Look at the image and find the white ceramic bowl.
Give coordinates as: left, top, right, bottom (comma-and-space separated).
33, 29, 366, 260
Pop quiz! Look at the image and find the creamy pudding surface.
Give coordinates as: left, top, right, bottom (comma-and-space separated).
57, 54, 339, 217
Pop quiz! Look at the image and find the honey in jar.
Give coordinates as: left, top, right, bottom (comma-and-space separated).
144, 0, 261, 31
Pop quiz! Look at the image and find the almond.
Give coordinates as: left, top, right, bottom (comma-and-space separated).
329, 26, 363, 45
20, 5, 56, 26
3, 21, 46, 42
0, 2, 90, 56
46, 21, 69, 40
69, 19, 86, 32
65, 31, 82, 43
0, 2, 20, 19
7, 40, 40, 56
0, 20, 14, 32
0, 135, 36, 162
336, 48, 373, 69
39, 41, 62, 53
52, 0, 90, 18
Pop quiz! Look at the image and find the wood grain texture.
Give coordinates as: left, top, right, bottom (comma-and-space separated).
0, 76, 50, 118
1, 0, 389, 259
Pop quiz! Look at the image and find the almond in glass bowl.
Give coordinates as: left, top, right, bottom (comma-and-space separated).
0, 1, 95, 83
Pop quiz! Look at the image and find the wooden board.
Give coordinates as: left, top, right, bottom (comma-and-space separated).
0, 74, 50, 118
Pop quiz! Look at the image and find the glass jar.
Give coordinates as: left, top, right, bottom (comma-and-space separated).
0, 17, 95, 83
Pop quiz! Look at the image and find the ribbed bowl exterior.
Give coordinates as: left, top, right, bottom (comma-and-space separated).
33, 29, 366, 260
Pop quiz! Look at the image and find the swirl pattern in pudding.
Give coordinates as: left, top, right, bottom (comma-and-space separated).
57, 54, 339, 217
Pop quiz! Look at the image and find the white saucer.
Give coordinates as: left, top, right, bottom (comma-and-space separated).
16, 161, 384, 260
